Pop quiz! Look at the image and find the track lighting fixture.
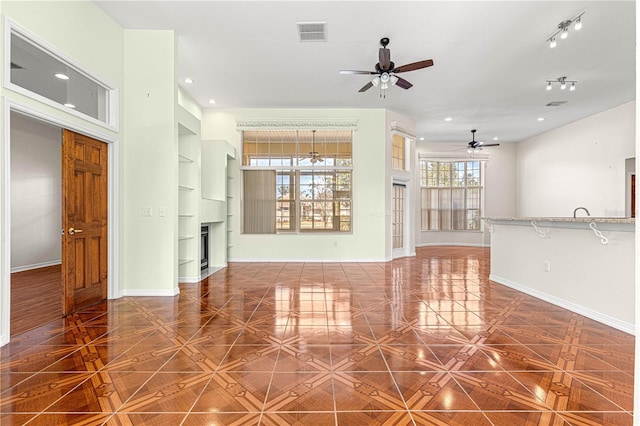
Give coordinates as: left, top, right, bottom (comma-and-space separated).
546, 12, 584, 48
545, 76, 577, 91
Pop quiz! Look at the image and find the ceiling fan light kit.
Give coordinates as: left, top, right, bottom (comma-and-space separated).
339, 37, 433, 98
547, 12, 584, 48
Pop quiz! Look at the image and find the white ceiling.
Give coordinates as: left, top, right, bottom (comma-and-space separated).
94, 1, 635, 145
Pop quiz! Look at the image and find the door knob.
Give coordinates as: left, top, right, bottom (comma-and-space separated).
68, 227, 83, 235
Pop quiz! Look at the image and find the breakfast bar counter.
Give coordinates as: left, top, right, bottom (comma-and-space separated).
484, 216, 635, 333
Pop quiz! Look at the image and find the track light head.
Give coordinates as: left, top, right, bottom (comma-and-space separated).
546, 82, 552, 91
547, 14, 584, 47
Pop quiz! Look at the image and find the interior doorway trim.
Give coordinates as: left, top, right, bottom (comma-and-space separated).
1, 98, 120, 346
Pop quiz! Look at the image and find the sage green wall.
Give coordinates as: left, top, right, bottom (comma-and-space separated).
122, 30, 178, 295
201, 108, 390, 261
0, 0, 124, 345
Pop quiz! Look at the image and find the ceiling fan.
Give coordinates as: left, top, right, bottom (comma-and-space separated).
339, 37, 434, 97
309, 130, 323, 164
466, 129, 500, 153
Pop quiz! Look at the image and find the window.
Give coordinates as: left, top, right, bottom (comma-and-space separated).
7, 24, 117, 128
242, 129, 352, 233
392, 134, 405, 170
392, 184, 405, 249
420, 160, 482, 231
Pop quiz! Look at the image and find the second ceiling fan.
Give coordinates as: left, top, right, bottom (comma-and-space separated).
466, 129, 500, 153
339, 37, 434, 96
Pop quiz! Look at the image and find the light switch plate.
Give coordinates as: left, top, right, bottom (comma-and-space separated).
142, 206, 152, 217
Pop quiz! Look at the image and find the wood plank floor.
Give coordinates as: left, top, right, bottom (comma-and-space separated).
10, 265, 62, 336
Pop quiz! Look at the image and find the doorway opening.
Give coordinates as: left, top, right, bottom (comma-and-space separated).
8, 112, 110, 337
10, 112, 63, 335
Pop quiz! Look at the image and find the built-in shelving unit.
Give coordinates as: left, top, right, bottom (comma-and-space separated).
178, 126, 200, 282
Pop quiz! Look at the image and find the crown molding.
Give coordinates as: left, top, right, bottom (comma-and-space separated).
236, 118, 358, 130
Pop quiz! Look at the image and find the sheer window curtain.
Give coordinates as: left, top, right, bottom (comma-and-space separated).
243, 170, 277, 234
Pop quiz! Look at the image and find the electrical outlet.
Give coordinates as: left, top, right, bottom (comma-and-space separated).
142, 206, 152, 217
158, 207, 166, 217
544, 261, 551, 272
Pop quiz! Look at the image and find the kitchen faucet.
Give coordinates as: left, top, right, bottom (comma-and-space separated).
573, 207, 590, 218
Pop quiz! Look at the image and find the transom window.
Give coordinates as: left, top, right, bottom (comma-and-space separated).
242, 129, 352, 234
420, 160, 483, 231
7, 23, 117, 128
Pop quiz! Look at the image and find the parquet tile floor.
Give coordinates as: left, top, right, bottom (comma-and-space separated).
0, 247, 634, 425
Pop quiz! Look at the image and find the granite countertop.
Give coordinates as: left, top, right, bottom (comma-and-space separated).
484, 216, 635, 224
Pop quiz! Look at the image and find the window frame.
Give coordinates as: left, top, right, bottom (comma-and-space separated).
241, 129, 353, 234
419, 158, 484, 232
4, 19, 119, 131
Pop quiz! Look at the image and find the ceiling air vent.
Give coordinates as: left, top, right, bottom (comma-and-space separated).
297, 21, 327, 42
546, 101, 568, 107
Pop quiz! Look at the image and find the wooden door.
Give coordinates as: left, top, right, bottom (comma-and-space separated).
62, 130, 108, 314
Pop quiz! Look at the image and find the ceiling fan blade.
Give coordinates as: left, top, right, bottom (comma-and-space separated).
480, 143, 500, 147
358, 81, 374, 92
339, 70, 377, 75
393, 59, 434, 73
379, 48, 391, 70
395, 77, 413, 90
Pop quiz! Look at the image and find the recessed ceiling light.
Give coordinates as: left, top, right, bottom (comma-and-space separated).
419, 137, 424, 141
208, 99, 216, 104
493, 137, 499, 141
184, 78, 194, 84
55, 73, 69, 80
64, 103, 75, 108
444, 117, 452, 122
537, 117, 545, 121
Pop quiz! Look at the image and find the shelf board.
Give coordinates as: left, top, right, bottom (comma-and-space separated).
227, 245, 234, 248
178, 235, 194, 240
178, 258, 194, 265
179, 185, 195, 191
178, 154, 195, 163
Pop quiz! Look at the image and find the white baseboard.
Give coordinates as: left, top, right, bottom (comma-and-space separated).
489, 274, 635, 335
11, 260, 61, 273
178, 276, 201, 284
228, 257, 386, 263
416, 243, 490, 248
0, 333, 7, 347
120, 287, 180, 297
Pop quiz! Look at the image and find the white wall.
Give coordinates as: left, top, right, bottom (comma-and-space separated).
516, 101, 636, 217
10, 113, 61, 271
415, 141, 517, 247
490, 220, 634, 333
202, 108, 389, 261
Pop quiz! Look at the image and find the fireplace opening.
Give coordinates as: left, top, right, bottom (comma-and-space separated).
201, 225, 209, 271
